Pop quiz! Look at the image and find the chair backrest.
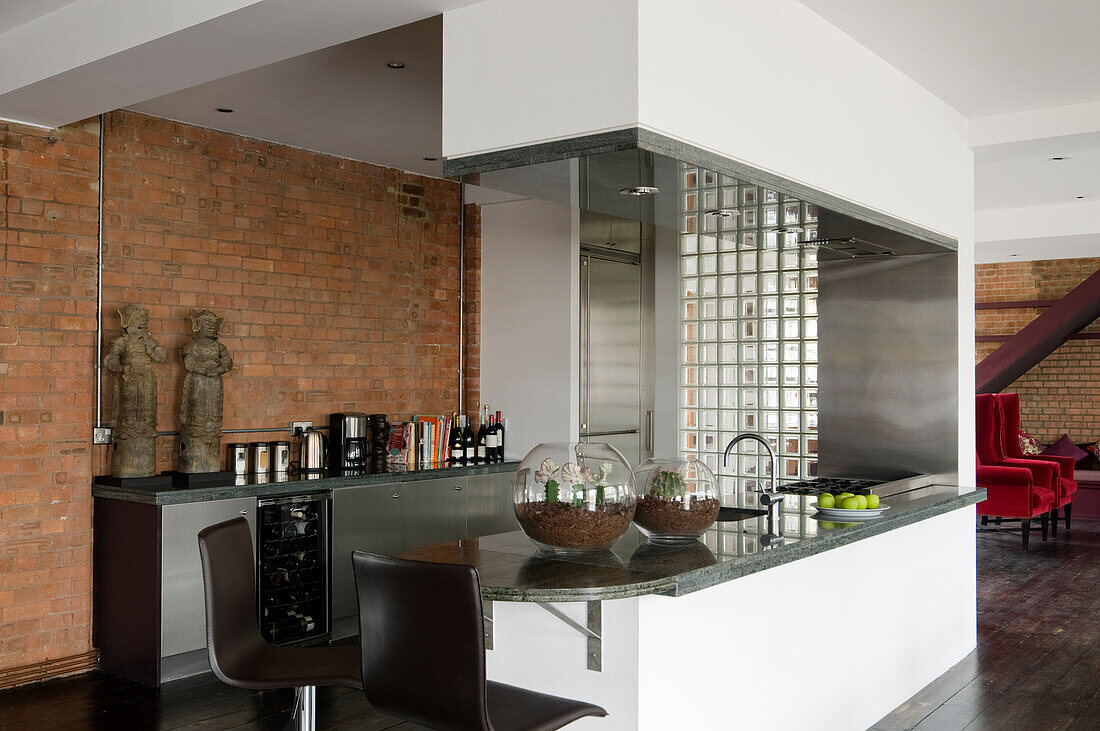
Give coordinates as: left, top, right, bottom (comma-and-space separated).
995, 393, 1024, 459
197, 517, 266, 686
975, 394, 1005, 465
352, 550, 490, 730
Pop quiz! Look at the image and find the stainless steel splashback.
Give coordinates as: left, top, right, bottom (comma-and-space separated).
818, 252, 958, 480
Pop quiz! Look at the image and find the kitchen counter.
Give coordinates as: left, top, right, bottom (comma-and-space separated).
403, 478, 984, 602
91, 461, 519, 505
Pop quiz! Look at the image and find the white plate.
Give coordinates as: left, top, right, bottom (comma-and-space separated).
811, 503, 890, 520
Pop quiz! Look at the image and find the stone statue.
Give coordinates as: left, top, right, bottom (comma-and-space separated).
178, 309, 233, 473
104, 304, 165, 478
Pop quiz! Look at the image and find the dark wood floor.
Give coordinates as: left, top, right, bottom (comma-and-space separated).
874, 517, 1100, 730
1, 519, 1097, 730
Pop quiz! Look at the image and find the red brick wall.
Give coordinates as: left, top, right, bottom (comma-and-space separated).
0, 111, 480, 686
975, 258, 1100, 443
1, 119, 100, 681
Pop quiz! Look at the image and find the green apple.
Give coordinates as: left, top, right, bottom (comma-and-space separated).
818, 493, 836, 509
866, 494, 880, 510
818, 520, 835, 530
855, 495, 868, 510
836, 492, 855, 501
841, 496, 859, 510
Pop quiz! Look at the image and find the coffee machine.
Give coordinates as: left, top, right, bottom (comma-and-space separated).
329, 412, 369, 474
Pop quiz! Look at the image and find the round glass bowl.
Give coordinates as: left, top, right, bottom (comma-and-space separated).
513, 442, 636, 553
632, 457, 720, 544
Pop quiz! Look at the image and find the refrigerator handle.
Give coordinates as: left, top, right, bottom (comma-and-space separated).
645, 411, 653, 452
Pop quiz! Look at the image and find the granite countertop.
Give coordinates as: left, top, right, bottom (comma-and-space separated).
92, 462, 520, 505
400, 480, 985, 602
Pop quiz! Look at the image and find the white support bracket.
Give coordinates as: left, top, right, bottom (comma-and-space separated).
483, 599, 494, 650
537, 601, 602, 671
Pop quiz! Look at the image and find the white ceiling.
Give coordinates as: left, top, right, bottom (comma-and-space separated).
0, 0, 79, 35
798, 0, 1100, 119
130, 16, 443, 177
976, 152, 1098, 211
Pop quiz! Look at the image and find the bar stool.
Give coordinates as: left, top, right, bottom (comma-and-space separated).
198, 518, 361, 731
352, 550, 608, 730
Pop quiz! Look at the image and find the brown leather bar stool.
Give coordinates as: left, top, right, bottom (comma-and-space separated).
198, 518, 361, 731
352, 550, 608, 730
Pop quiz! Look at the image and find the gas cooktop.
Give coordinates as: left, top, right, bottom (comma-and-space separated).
775, 477, 884, 496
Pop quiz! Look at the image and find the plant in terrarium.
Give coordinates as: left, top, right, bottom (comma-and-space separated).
514, 442, 637, 553
632, 457, 720, 544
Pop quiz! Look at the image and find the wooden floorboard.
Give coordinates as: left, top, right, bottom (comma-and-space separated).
1, 519, 1096, 730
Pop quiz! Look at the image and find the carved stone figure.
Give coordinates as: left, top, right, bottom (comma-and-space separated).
104, 304, 166, 478
178, 310, 233, 473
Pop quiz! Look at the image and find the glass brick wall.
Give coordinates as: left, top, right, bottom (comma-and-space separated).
679, 165, 820, 496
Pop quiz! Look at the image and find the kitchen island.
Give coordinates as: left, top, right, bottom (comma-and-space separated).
404, 478, 983, 730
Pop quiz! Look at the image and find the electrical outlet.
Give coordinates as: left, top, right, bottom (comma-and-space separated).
290, 421, 312, 436
93, 427, 113, 444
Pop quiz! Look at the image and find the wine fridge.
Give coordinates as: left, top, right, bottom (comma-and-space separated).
256, 492, 332, 645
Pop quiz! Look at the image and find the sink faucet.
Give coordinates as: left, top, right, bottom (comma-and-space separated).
723, 433, 784, 543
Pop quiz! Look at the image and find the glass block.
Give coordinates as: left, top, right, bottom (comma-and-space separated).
763, 297, 779, 316
700, 234, 718, 253
804, 459, 818, 477
683, 322, 698, 342
683, 410, 697, 428
783, 295, 800, 315
701, 298, 718, 318
701, 366, 717, 386
683, 345, 698, 364
761, 251, 779, 270
682, 214, 697, 233
681, 234, 698, 254
763, 365, 779, 385
721, 321, 738, 340
804, 436, 818, 455
741, 343, 757, 362
741, 366, 757, 385
804, 203, 818, 222
720, 174, 738, 186
782, 272, 800, 291
804, 271, 818, 290
682, 366, 697, 385
784, 437, 799, 453
702, 212, 718, 232
783, 365, 800, 385
783, 390, 800, 409
781, 251, 800, 270
701, 344, 717, 363
763, 189, 779, 203
742, 187, 758, 205
719, 233, 738, 251
803, 247, 818, 266
683, 388, 697, 407
702, 170, 718, 186
741, 208, 757, 227
702, 189, 718, 209
742, 320, 756, 338
720, 252, 737, 273
762, 389, 779, 408
721, 298, 737, 319
784, 202, 801, 224
783, 411, 800, 431
783, 458, 800, 477
763, 342, 779, 362
804, 412, 818, 430
683, 257, 698, 276
762, 230, 778, 250
701, 254, 717, 275
762, 411, 779, 431
700, 321, 717, 342
762, 272, 779, 293
701, 278, 718, 297
683, 299, 697, 319
683, 170, 698, 189
783, 319, 800, 338
684, 192, 698, 211
804, 294, 817, 315
721, 277, 737, 296
721, 410, 738, 430
682, 279, 698, 297
740, 275, 758, 294
741, 231, 757, 249
764, 205, 779, 226
722, 188, 739, 207
720, 343, 737, 362
740, 389, 757, 408
683, 431, 697, 451
804, 318, 818, 338
721, 389, 737, 407
805, 390, 818, 409
805, 342, 818, 362
721, 365, 737, 384
804, 364, 818, 385
742, 298, 757, 318
762, 319, 779, 339
784, 343, 800, 361
741, 456, 758, 475
703, 453, 718, 473
740, 250, 758, 271
699, 388, 718, 408
702, 432, 718, 452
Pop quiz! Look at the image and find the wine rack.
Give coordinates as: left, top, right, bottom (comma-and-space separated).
256, 492, 331, 645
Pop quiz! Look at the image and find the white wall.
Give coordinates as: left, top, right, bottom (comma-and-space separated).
480, 195, 579, 459
442, 0, 639, 157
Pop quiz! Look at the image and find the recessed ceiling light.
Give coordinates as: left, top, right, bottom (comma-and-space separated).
619, 186, 660, 196
1048, 156, 1070, 161
704, 208, 739, 218
1010, 253, 1019, 257
1075, 194, 1088, 199
386, 61, 407, 69
422, 156, 439, 162
215, 107, 234, 113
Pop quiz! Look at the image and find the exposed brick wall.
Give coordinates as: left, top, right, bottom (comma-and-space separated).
1, 119, 100, 679
975, 258, 1100, 443
0, 111, 480, 686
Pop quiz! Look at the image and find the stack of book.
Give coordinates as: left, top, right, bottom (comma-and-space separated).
385, 414, 454, 472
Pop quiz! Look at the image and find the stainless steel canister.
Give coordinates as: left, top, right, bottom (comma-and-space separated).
251, 441, 270, 474
228, 443, 248, 475
272, 441, 290, 473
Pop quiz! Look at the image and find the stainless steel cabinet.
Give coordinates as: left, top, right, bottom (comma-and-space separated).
404, 476, 467, 551
466, 471, 519, 538
331, 484, 405, 621
160, 498, 255, 658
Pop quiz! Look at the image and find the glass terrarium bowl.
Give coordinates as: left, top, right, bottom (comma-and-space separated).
513, 442, 636, 553
632, 457, 720, 544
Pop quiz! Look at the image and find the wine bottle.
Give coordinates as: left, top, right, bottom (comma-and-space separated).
476, 405, 489, 464
461, 415, 475, 466
494, 410, 505, 462
484, 412, 497, 464
448, 412, 463, 465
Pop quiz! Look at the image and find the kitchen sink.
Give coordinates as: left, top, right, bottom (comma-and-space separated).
715, 506, 768, 522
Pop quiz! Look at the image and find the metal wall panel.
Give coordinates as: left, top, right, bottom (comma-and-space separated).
582, 255, 641, 435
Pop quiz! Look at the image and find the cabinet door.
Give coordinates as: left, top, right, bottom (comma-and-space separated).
403, 477, 466, 551
331, 484, 405, 621
466, 470, 519, 539
161, 498, 256, 658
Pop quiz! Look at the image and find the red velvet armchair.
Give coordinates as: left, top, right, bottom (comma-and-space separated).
994, 393, 1077, 534
975, 394, 1058, 548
